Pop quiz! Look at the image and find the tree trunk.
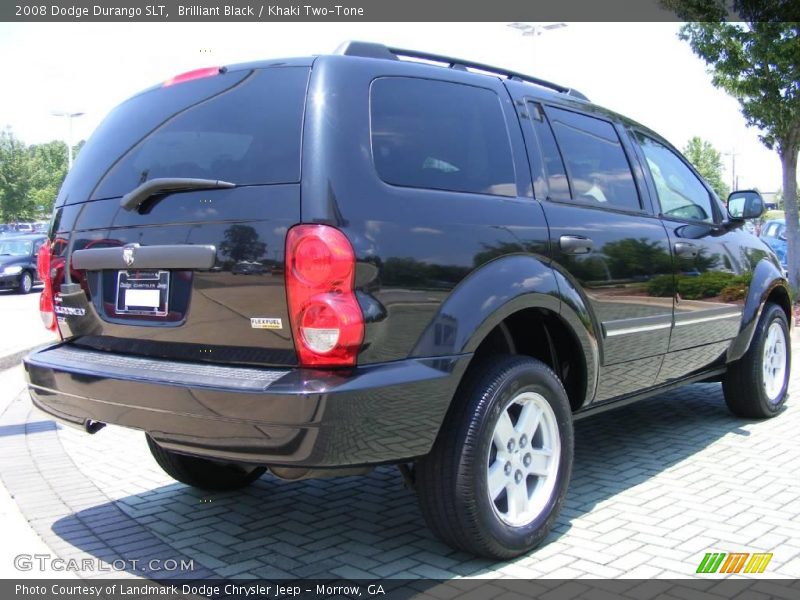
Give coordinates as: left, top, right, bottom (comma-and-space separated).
780, 146, 800, 291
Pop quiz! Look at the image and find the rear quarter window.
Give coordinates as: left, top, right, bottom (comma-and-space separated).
370, 77, 516, 197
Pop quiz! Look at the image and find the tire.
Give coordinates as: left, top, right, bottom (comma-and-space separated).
416, 355, 574, 559
723, 302, 791, 419
146, 434, 266, 491
17, 271, 33, 294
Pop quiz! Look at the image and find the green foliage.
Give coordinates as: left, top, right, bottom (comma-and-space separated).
647, 270, 752, 300
30, 140, 68, 215
679, 272, 731, 300
219, 224, 266, 263
719, 281, 749, 302
676, 21, 800, 154
660, 1, 800, 288
647, 274, 674, 297
0, 129, 36, 221
0, 128, 74, 222
603, 238, 673, 277
683, 136, 730, 199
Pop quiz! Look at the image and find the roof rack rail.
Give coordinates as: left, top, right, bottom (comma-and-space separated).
334, 41, 589, 102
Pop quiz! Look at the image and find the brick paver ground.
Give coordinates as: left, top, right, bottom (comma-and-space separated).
0, 335, 798, 580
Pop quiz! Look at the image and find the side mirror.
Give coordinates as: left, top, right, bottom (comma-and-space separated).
727, 190, 764, 220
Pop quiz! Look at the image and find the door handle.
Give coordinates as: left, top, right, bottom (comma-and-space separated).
559, 235, 594, 255
674, 242, 698, 258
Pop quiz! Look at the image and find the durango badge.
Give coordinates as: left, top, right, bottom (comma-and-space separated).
250, 317, 283, 330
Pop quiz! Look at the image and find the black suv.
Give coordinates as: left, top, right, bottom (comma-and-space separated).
25, 42, 792, 559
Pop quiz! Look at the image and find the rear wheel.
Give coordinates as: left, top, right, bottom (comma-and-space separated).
146, 434, 266, 491
723, 302, 790, 419
17, 271, 33, 294
416, 355, 573, 559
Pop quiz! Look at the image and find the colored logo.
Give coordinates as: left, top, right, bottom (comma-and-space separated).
696, 552, 773, 574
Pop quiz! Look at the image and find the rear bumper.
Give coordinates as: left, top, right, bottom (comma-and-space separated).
24, 343, 469, 468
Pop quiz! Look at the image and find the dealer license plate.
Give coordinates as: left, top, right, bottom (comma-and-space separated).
115, 270, 170, 316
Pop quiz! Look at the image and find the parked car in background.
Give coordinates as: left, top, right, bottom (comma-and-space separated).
0, 234, 46, 293
13, 223, 35, 234
760, 218, 788, 267
232, 260, 266, 275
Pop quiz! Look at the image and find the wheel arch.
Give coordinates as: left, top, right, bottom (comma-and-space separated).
411, 254, 599, 411
728, 258, 793, 363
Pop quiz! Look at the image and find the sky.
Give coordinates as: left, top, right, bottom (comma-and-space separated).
0, 21, 788, 194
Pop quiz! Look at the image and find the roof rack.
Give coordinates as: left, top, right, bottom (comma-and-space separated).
334, 41, 589, 102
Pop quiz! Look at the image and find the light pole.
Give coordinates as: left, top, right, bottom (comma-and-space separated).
52, 111, 85, 170
724, 150, 739, 192
507, 22, 568, 69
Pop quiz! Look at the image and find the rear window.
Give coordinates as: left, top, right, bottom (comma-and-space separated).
58, 66, 309, 205
370, 77, 516, 197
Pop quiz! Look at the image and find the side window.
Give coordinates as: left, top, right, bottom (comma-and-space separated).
636, 133, 715, 223
546, 107, 641, 211
370, 77, 516, 197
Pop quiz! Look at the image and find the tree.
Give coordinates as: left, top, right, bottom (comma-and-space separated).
603, 238, 674, 278
219, 224, 266, 263
683, 136, 730, 199
661, 2, 800, 289
0, 129, 78, 221
30, 140, 68, 216
0, 128, 37, 221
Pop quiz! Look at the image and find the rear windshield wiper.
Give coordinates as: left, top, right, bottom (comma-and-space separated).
120, 178, 236, 211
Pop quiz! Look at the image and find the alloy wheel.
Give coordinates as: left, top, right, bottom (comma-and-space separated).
486, 392, 561, 527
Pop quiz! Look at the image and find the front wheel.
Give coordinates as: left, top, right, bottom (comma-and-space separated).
146, 434, 266, 491
723, 302, 791, 419
416, 355, 574, 559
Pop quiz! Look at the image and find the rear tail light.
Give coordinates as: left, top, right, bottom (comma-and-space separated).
163, 66, 222, 87
285, 225, 364, 367
39, 292, 56, 332
36, 240, 57, 332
